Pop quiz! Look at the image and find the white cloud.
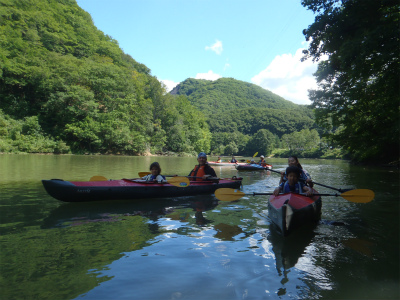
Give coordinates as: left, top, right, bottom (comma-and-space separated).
205, 40, 223, 55
160, 79, 179, 92
251, 48, 325, 105
194, 70, 222, 81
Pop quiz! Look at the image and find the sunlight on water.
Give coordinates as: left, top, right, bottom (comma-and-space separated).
0, 155, 399, 300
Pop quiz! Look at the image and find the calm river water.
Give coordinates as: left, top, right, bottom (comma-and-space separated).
0, 154, 399, 300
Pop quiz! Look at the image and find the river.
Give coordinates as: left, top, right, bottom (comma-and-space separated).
0, 154, 398, 300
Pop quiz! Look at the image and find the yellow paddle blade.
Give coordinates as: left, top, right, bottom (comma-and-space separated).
166, 176, 190, 187
214, 188, 246, 201
253, 152, 258, 158
90, 175, 108, 181
340, 189, 375, 203
138, 172, 151, 177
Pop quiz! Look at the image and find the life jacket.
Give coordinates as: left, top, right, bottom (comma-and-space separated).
189, 165, 207, 181
282, 181, 303, 194
143, 174, 166, 182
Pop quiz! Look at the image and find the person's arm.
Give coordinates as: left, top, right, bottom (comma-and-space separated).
156, 175, 166, 183
273, 185, 282, 195
204, 165, 217, 179
303, 185, 313, 196
279, 172, 285, 184
301, 169, 314, 187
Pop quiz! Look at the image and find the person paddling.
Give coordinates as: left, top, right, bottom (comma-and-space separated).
280, 155, 313, 187
141, 162, 166, 183
189, 152, 217, 181
230, 155, 237, 163
258, 155, 267, 166
274, 166, 313, 196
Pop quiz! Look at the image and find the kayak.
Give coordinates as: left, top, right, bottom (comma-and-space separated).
235, 163, 272, 171
208, 161, 246, 166
42, 177, 243, 202
268, 192, 322, 236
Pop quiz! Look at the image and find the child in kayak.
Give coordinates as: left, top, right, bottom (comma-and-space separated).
141, 162, 166, 183
279, 155, 313, 187
274, 166, 313, 196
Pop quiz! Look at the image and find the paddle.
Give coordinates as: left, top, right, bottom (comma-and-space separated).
90, 175, 108, 181
247, 152, 258, 163
214, 188, 375, 203
269, 169, 352, 192
125, 176, 190, 187
90, 175, 189, 187
138, 172, 219, 182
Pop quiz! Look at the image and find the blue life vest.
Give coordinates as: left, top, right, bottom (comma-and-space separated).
281, 181, 304, 194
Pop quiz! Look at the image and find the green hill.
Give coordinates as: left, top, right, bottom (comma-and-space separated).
171, 77, 300, 113
170, 78, 316, 155
0, 0, 317, 157
0, 0, 210, 155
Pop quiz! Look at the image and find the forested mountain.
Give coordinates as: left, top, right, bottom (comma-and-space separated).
171, 78, 316, 156
0, 0, 317, 157
171, 78, 301, 113
0, 0, 211, 155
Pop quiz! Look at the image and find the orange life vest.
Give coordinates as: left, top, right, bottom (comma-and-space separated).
189, 165, 206, 181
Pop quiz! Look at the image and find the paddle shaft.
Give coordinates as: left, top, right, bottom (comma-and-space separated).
214, 187, 374, 203
138, 172, 219, 180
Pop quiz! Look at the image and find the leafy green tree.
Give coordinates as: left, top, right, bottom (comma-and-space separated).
301, 0, 399, 162
223, 142, 239, 156
246, 129, 276, 156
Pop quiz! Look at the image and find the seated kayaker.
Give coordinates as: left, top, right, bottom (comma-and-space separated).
258, 155, 267, 166
216, 156, 222, 163
141, 162, 166, 183
274, 166, 313, 196
189, 152, 217, 181
230, 156, 237, 163
279, 155, 313, 187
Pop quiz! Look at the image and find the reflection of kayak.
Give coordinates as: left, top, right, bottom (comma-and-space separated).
268, 192, 322, 236
235, 163, 272, 170
208, 161, 243, 166
268, 224, 316, 273
42, 177, 243, 202
42, 196, 219, 229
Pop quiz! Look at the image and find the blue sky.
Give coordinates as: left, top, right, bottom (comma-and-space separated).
76, 0, 319, 104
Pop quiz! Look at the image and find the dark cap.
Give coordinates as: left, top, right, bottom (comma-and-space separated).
198, 152, 207, 158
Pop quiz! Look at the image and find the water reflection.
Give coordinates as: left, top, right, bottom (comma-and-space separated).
267, 224, 316, 276
42, 196, 220, 230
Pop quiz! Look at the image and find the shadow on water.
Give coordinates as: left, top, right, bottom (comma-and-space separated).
42, 196, 220, 230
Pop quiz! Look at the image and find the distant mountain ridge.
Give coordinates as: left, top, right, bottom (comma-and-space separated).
170, 77, 301, 114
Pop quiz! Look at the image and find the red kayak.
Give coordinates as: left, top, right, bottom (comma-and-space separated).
268, 192, 322, 236
42, 177, 243, 202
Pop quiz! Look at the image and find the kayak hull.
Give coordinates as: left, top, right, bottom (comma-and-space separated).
235, 164, 272, 171
42, 178, 243, 202
268, 193, 322, 236
208, 161, 244, 166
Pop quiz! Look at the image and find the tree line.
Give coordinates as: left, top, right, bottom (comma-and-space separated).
1, 0, 397, 163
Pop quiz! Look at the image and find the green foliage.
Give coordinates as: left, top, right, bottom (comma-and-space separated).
172, 77, 302, 113
0, 110, 70, 153
281, 129, 320, 151
0, 0, 208, 154
173, 78, 317, 156
302, 0, 400, 162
